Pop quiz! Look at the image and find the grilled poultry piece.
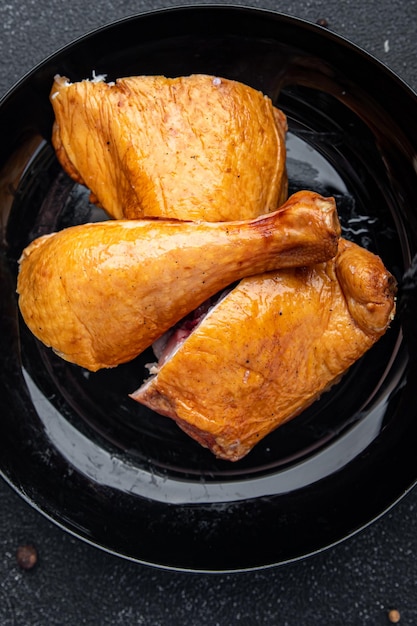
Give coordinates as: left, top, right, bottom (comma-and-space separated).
17, 191, 340, 371
50, 73, 288, 221
132, 238, 396, 462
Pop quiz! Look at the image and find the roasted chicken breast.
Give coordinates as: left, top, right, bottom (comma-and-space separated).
50, 73, 288, 221
131, 239, 396, 461
17, 191, 340, 371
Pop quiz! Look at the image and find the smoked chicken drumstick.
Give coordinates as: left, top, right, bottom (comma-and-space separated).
17, 191, 339, 371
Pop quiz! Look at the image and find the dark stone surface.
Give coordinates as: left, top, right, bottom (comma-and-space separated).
1, 1, 417, 624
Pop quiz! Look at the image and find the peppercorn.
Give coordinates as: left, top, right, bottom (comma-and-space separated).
388, 609, 401, 623
16, 544, 38, 570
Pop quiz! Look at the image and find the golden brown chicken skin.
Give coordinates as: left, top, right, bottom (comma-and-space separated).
17, 191, 339, 372
131, 238, 396, 462
50, 73, 288, 221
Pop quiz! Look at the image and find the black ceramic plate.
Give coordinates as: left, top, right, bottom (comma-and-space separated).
1, 6, 417, 573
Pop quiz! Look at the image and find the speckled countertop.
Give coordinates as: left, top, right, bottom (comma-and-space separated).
1, 1, 417, 624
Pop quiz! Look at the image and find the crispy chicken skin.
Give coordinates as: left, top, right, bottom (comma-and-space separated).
131, 239, 396, 461
17, 191, 339, 372
50, 73, 288, 221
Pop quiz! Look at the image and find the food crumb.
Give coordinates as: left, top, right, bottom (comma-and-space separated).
16, 544, 38, 570
316, 18, 329, 27
388, 609, 401, 623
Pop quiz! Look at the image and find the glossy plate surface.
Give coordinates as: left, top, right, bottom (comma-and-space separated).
1, 6, 417, 572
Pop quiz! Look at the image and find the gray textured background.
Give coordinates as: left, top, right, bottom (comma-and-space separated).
1, 1, 417, 624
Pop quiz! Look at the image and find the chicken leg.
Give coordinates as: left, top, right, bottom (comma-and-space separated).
17, 191, 339, 371
132, 238, 396, 461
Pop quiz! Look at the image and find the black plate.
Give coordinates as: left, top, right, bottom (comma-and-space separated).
1, 6, 417, 572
